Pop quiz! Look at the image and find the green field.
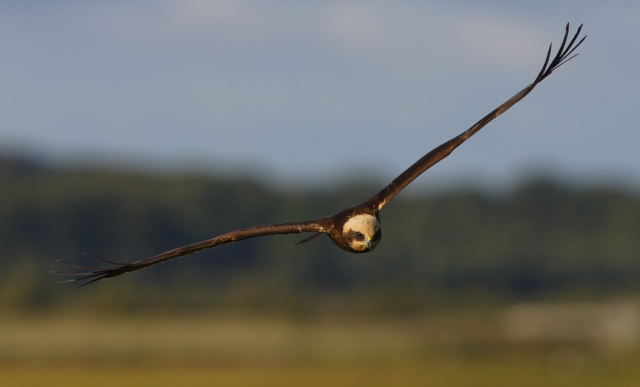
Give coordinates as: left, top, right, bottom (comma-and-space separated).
1, 308, 639, 386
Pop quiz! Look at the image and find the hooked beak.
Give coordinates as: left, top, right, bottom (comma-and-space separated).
367, 239, 373, 250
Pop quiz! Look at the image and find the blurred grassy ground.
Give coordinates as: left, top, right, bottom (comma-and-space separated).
1, 308, 639, 386
4, 360, 639, 387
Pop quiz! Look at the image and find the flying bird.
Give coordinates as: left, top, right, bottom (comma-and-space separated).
54, 24, 586, 287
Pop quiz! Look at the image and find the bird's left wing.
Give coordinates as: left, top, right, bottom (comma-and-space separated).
366, 23, 585, 212
53, 219, 327, 286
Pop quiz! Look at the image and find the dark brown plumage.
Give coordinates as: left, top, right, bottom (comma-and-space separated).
53, 23, 586, 287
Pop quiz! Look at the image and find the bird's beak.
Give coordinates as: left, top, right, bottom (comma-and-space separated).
367, 239, 373, 250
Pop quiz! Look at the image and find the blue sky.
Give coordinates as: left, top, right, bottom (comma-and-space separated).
0, 1, 638, 190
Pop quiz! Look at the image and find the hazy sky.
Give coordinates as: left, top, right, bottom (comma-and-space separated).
0, 1, 638, 189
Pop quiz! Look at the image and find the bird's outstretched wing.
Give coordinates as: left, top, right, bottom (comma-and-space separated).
53, 220, 327, 286
366, 23, 585, 211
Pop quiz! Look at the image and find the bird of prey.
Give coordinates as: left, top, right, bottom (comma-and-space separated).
54, 24, 585, 286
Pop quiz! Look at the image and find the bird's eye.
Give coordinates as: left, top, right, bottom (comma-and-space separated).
354, 231, 364, 240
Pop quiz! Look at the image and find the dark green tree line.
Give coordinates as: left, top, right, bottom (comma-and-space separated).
1, 156, 639, 313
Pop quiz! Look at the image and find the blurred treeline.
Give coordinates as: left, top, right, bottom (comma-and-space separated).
1, 155, 639, 314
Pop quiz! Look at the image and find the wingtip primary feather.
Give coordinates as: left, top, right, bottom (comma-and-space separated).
534, 23, 585, 84
535, 43, 553, 83
75, 274, 110, 288
53, 254, 132, 287
82, 253, 129, 266
56, 259, 111, 272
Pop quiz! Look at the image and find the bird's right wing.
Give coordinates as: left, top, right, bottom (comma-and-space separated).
366, 23, 585, 212
53, 219, 327, 286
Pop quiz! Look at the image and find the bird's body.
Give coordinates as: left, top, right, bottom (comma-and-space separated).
54, 24, 586, 287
